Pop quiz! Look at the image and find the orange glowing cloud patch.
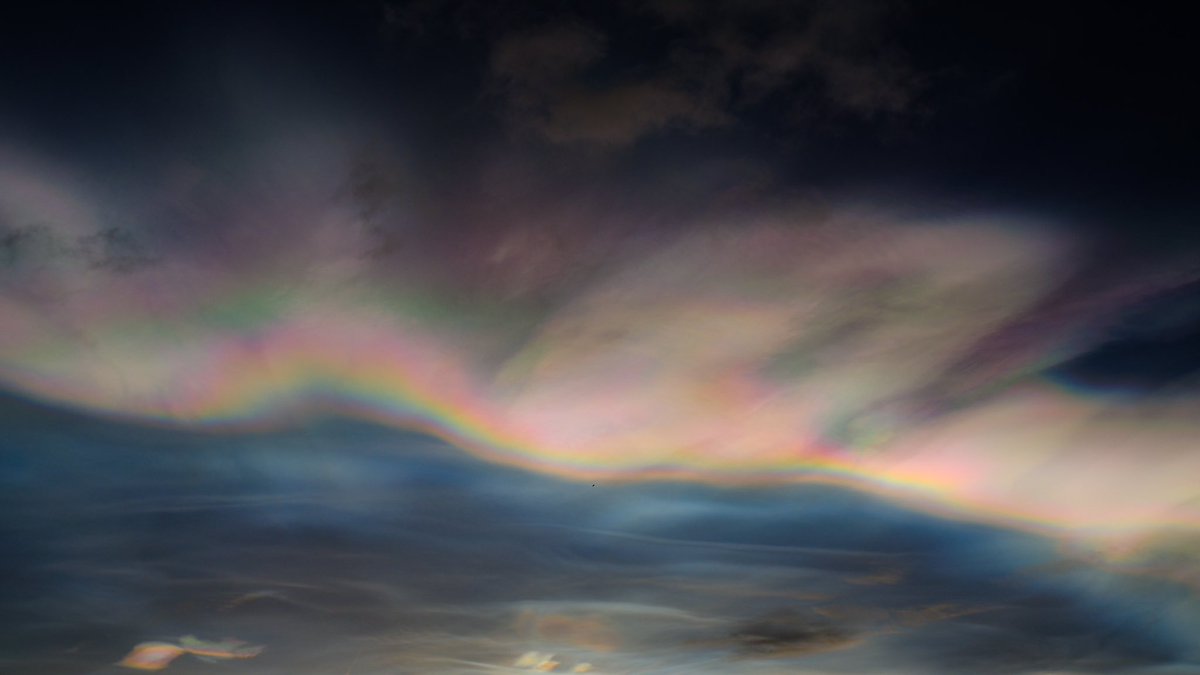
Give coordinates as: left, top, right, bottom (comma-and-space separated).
117, 636, 263, 671
517, 610, 621, 652
118, 643, 186, 671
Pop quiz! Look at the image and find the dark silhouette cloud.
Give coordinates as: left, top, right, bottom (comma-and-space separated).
389, 1, 927, 147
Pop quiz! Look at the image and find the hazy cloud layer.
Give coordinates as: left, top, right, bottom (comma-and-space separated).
1, 406, 1195, 673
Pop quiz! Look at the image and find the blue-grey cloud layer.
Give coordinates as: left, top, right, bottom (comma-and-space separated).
1, 396, 1196, 674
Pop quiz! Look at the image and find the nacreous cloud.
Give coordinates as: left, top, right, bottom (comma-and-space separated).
1, 139, 1198, 568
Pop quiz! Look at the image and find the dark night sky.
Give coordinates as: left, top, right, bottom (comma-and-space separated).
2, 2, 1195, 210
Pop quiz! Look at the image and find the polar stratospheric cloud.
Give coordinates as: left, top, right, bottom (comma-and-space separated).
1, 2, 1199, 673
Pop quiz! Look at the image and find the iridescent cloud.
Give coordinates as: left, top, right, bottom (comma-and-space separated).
1, 142, 1198, 564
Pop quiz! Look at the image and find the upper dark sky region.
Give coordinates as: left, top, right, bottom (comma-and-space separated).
0, 2, 1198, 674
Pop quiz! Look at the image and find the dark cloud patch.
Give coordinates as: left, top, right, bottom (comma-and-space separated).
488, 21, 731, 147
0, 221, 157, 280
642, 0, 924, 116
0, 223, 65, 272
396, 1, 925, 148
725, 608, 859, 658
80, 227, 158, 274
